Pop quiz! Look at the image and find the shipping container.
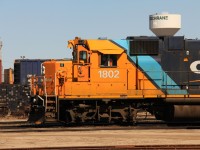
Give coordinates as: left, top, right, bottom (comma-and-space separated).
14, 59, 51, 84
4, 68, 14, 84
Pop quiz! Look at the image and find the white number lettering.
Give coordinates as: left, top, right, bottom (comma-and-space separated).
102, 70, 107, 78
98, 71, 102, 78
98, 70, 119, 78
108, 70, 114, 78
190, 61, 200, 74
114, 70, 119, 78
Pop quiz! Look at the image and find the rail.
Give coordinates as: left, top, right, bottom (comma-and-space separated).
3, 145, 200, 150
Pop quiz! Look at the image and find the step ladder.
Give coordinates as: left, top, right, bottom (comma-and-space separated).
45, 95, 58, 122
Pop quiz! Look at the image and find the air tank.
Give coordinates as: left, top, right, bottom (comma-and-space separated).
149, 13, 181, 36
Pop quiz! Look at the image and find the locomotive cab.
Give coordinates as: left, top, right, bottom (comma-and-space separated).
71, 41, 91, 82
67, 37, 129, 96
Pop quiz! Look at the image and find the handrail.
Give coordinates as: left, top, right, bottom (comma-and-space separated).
38, 95, 45, 107
43, 76, 47, 112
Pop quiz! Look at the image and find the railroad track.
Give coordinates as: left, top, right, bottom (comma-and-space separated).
2, 145, 200, 150
1, 120, 200, 133
1, 121, 200, 150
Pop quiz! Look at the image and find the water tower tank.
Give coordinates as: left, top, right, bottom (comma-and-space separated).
149, 13, 181, 36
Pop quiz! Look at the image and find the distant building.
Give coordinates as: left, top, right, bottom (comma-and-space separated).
4, 68, 14, 84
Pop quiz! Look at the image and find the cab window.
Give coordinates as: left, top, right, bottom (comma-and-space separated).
100, 54, 117, 67
72, 51, 77, 62
79, 51, 87, 63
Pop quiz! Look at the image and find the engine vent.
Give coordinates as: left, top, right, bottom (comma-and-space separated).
129, 39, 159, 55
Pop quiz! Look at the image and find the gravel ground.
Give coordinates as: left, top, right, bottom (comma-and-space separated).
0, 128, 200, 149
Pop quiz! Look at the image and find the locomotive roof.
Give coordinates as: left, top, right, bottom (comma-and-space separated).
86, 40, 124, 54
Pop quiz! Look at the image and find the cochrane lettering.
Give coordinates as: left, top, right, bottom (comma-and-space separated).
150, 16, 168, 20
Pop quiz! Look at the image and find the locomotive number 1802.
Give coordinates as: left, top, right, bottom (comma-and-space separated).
98, 70, 119, 78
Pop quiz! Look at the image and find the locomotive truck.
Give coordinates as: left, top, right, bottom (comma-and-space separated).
28, 13, 200, 124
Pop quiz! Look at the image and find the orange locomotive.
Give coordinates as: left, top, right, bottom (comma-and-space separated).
29, 36, 200, 124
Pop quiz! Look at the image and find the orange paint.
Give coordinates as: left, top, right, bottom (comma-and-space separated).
31, 37, 165, 99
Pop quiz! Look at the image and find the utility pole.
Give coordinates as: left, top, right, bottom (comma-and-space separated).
0, 41, 2, 83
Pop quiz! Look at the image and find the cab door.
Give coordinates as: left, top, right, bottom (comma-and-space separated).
73, 45, 90, 82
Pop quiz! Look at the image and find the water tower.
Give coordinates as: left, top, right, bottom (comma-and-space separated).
149, 12, 181, 36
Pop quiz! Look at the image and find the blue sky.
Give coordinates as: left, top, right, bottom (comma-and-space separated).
0, 0, 200, 69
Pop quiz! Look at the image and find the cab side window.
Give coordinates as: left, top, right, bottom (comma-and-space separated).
79, 51, 87, 63
72, 51, 77, 62
101, 54, 117, 67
